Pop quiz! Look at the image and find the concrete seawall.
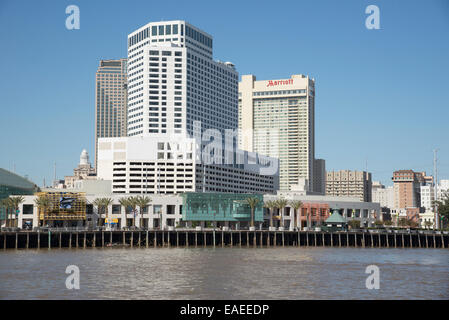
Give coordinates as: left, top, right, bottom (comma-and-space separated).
1, 230, 448, 250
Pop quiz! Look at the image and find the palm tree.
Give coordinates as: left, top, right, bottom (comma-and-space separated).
128, 196, 138, 228
276, 198, 288, 229
34, 194, 51, 227
118, 197, 131, 229
289, 200, 303, 231
136, 195, 152, 229
8, 196, 24, 228
0, 198, 11, 228
263, 200, 276, 229
245, 197, 260, 229
102, 198, 113, 229
93, 198, 106, 227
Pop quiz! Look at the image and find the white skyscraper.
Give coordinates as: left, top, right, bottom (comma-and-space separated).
126, 20, 238, 137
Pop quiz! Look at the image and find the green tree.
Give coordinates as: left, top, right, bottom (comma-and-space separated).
276, 198, 288, 229
7, 196, 24, 228
128, 196, 138, 228
93, 198, 107, 227
0, 198, 12, 228
245, 197, 260, 228
264, 200, 276, 229
289, 201, 303, 230
34, 194, 51, 227
383, 220, 393, 226
435, 191, 449, 229
374, 220, 383, 227
348, 220, 361, 230
118, 197, 131, 229
136, 195, 152, 229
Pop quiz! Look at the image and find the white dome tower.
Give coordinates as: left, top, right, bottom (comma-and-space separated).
80, 149, 89, 166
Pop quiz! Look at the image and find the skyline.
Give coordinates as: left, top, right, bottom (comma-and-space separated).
1, 0, 449, 186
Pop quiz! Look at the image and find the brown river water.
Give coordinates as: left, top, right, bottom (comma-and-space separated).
0, 247, 447, 299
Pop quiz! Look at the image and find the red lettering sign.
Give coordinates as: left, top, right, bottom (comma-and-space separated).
267, 79, 293, 87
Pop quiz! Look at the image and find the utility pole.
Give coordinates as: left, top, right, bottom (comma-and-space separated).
433, 149, 439, 230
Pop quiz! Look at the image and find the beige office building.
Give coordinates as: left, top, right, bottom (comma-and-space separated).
95, 59, 128, 171
326, 170, 372, 202
239, 74, 318, 192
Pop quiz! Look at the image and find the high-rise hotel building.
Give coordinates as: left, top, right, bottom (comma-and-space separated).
239, 74, 322, 192
95, 59, 128, 170
97, 21, 279, 194
125, 20, 238, 137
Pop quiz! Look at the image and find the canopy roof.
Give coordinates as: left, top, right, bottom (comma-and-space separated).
325, 209, 347, 224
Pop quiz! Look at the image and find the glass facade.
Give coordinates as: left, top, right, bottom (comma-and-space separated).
181, 193, 263, 222
0, 169, 37, 220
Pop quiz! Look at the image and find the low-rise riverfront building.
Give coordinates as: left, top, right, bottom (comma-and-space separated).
9, 188, 380, 230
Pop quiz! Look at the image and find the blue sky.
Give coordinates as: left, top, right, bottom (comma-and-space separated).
0, 0, 448, 187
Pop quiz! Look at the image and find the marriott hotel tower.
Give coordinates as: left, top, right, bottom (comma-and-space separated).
239, 75, 324, 192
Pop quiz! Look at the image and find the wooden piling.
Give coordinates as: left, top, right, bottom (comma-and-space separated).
59, 232, 62, 249
48, 231, 51, 249
314, 232, 317, 247
102, 231, 105, 248
239, 231, 242, 248
68, 232, 71, 249
15, 233, 18, 249
3, 233, 6, 250
130, 232, 133, 248
230, 231, 233, 247
347, 232, 349, 247
146, 231, 149, 248
298, 232, 300, 247
138, 232, 141, 248
387, 234, 390, 248
378, 233, 381, 248
154, 231, 157, 248
195, 232, 198, 248
339, 233, 341, 247
260, 231, 263, 247
247, 232, 249, 248
186, 231, 189, 247
394, 233, 397, 248
362, 233, 365, 248
306, 232, 309, 247
76, 233, 79, 248
83, 232, 86, 248
93, 232, 96, 248
330, 233, 333, 247
204, 232, 206, 248
27, 232, 29, 249
322, 233, 325, 247
123, 232, 125, 246
442, 235, 445, 249
177, 231, 179, 247
433, 234, 436, 249
425, 234, 428, 248
409, 234, 412, 248
401, 234, 404, 248
355, 233, 358, 248
418, 234, 421, 248
371, 234, 373, 248
282, 232, 285, 247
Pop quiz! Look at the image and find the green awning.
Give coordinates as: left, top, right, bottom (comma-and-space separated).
325, 209, 347, 224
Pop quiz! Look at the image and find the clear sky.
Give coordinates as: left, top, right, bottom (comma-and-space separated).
0, 0, 448, 187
